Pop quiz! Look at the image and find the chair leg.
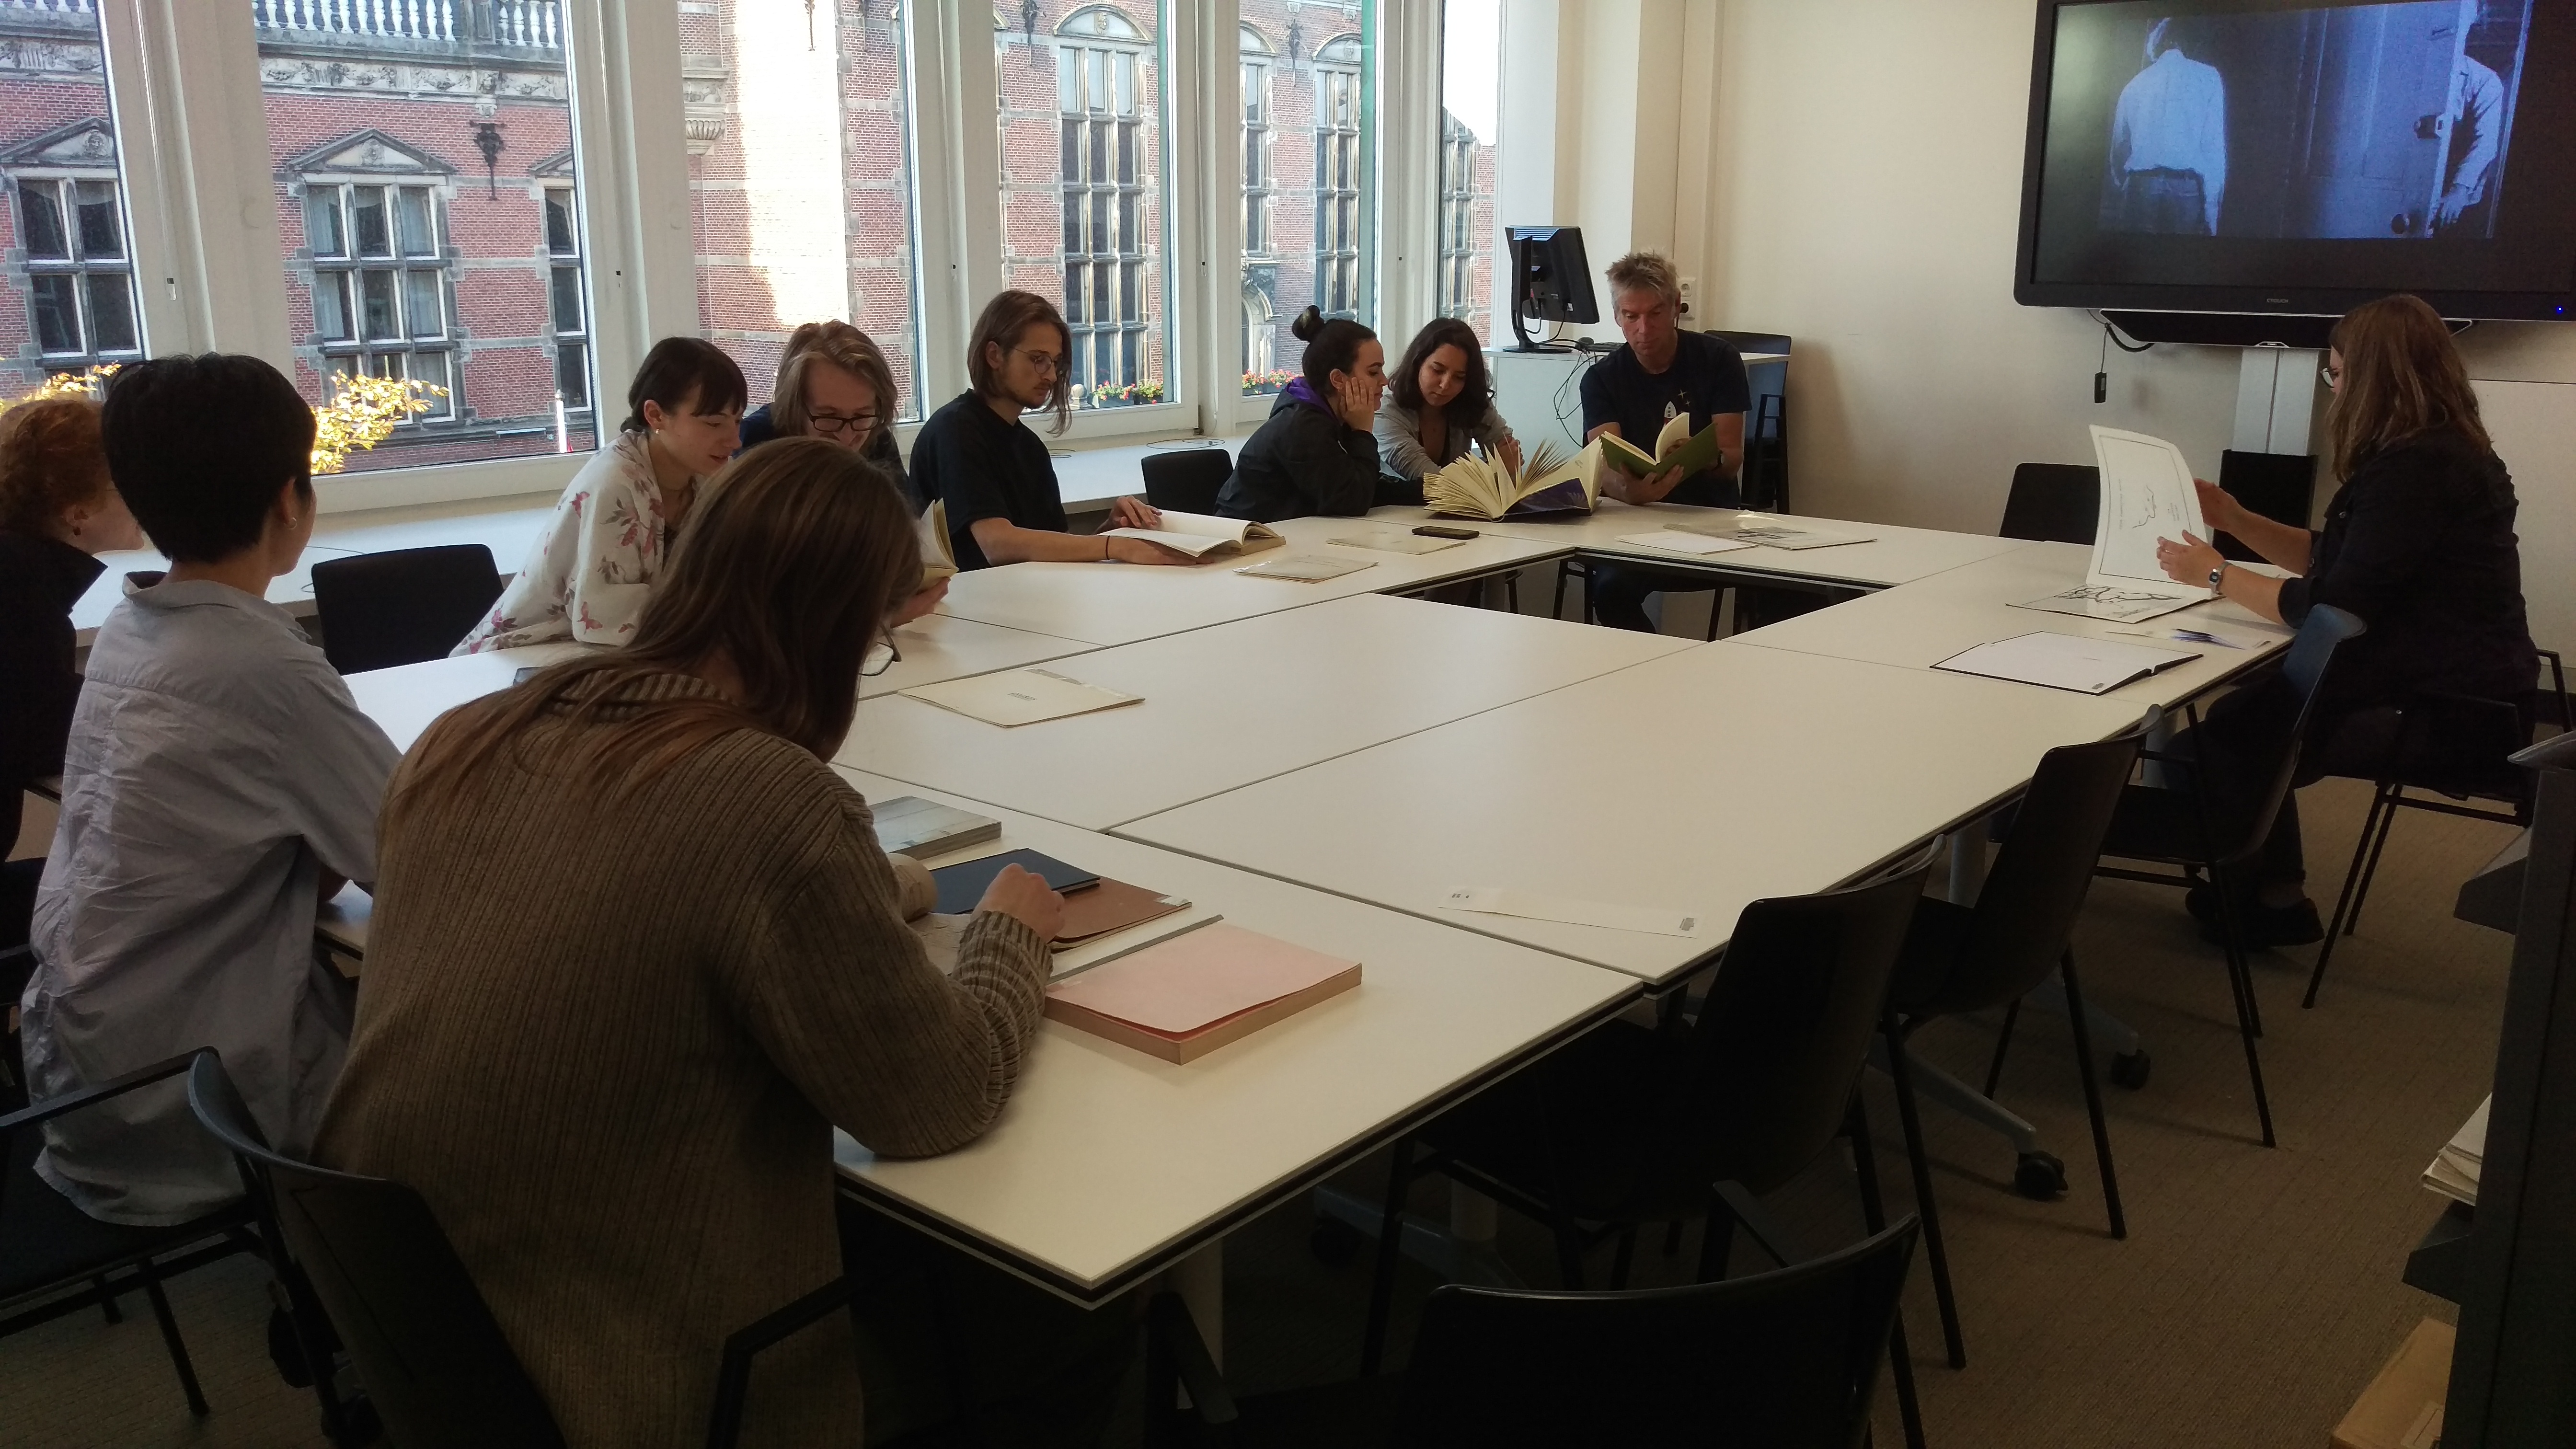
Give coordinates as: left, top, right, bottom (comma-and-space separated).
2058, 950, 2128, 1241
2343, 782, 2403, 939
136, 1263, 210, 1417
94, 1274, 122, 1324
1359, 1136, 1416, 1377
1662, 1220, 1686, 1257
1983, 999, 2022, 1099
1844, 1092, 1929, 1449
1503, 573, 1520, 615
1702, 589, 1730, 642
1695, 1203, 1736, 1284
1610, 1226, 1638, 1289
2307, 782, 2392, 1009
1882, 1016, 1966, 1369
2208, 866, 2278, 1148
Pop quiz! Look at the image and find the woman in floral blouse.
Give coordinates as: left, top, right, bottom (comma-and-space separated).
455, 339, 747, 655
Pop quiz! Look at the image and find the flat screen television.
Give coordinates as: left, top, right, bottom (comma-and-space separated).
2013, 0, 2576, 326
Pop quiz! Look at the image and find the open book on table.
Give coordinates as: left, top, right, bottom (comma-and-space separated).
2013, 426, 2210, 623
917, 500, 958, 589
1597, 412, 1728, 481
1102, 509, 1284, 560
1934, 631, 2199, 695
1424, 438, 1605, 519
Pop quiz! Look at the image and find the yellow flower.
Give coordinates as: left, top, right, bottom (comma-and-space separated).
2, 364, 447, 475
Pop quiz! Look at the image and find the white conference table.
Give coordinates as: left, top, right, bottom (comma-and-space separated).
1730, 540, 2297, 709
341, 611, 1094, 753
1121, 641, 2151, 986
1367, 500, 2033, 591
839, 592, 1693, 830
928, 517, 1565, 647
827, 768, 1639, 1306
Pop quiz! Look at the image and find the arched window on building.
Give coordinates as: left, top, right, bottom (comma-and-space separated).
287, 130, 459, 420
4, 120, 142, 374
1312, 34, 1365, 320
1056, 4, 1151, 404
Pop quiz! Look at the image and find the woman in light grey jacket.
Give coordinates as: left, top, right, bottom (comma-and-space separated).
1375, 317, 1522, 481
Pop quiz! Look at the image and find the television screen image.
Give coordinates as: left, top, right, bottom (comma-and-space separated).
2015, 0, 2576, 319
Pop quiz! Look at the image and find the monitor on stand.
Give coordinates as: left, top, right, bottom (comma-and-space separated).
1505, 226, 1598, 353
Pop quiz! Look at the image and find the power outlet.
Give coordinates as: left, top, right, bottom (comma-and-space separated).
1678, 275, 1699, 319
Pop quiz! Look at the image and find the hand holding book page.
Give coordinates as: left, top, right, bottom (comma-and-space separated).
2013, 426, 2212, 623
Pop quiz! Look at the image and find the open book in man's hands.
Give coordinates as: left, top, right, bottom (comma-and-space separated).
1101, 509, 1286, 560
1424, 438, 1604, 520
916, 500, 959, 590
1596, 412, 1726, 481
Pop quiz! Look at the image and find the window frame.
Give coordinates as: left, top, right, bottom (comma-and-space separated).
293, 174, 459, 424
9, 167, 145, 369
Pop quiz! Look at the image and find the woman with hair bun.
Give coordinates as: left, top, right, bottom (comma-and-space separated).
1215, 305, 1402, 521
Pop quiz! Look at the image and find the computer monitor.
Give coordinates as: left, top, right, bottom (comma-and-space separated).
1504, 225, 1599, 353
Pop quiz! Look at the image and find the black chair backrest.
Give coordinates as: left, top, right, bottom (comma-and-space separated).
186, 1053, 567, 1449
1939, 732, 2149, 1014
1394, 1216, 1918, 1448
1138, 448, 1232, 514
2203, 603, 2367, 865
310, 544, 504, 675
1700, 329, 1791, 357
2000, 463, 2100, 544
1678, 865, 1932, 1196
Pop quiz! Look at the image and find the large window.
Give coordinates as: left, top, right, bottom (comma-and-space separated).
263, 7, 596, 469
0, 4, 142, 391
539, 167, 590, 429
997, 1, 1168, 412
683, 0, 927, 422
1437, 0, 1503, 341
1237, 5, 1378, 397
1312, 35, 1367, 320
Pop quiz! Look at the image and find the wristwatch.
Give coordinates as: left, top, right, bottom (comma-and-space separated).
2208, 563, 2227, 598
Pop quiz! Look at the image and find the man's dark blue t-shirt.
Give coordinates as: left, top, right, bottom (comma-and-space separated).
910, 391, 1067, 570
1578, 330, 1752, 507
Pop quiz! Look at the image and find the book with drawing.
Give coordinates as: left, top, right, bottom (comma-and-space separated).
2012, 426, 2209, 623
899, 668, 1141, 727
1041, 922, 1361, 1062
1102, 509, 1285, 560
1423, 438, 1606, 519
1597, 411, 1728, 481
916, 500, 958, 589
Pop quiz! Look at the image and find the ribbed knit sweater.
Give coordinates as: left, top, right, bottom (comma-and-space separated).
315, 672, 1050, 1448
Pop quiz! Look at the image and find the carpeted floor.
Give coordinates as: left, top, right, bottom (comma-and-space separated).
0, 773, 2518, 1448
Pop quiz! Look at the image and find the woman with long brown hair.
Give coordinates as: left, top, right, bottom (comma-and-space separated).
2153, 292, 2537, 943
317, 437, 1066, 1445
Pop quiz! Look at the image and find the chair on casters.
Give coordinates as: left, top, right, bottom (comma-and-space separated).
1150, 1214, 1920, 1448
2304, 650, 2570, 1008
1359, 864, 1936, 1445
1138, 447, 1233, 516
1998, 463, 2099, 544
0, 1050, 261, 1426
186, 1051, 851, 1449
1869, 730, 2150, 1373
310, 545, 503, 675
2092, 605, 2368, 1149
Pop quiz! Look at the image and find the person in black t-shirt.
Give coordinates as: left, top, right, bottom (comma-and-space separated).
1576, 252, 1753, 632
911, 291, 1190, 571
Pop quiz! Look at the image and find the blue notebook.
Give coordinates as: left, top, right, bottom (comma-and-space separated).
931, 850, 1101, 915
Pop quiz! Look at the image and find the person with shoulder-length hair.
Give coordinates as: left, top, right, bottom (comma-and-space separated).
318, 437, 1070, 1447
2152, 292, 2537, 943
738, 321, 914, 502
1376, 316, 1522, 483
910, 290, 1183, 569
456, 337, 746, 654
1216, 305, 1399, 521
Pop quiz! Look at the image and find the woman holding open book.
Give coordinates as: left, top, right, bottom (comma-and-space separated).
1376, 318, 1522, 483
1215, 307, 1404, 522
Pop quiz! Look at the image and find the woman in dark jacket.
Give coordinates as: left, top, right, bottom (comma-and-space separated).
2153, 292, 2538, 943
1216, 307, 1407, 521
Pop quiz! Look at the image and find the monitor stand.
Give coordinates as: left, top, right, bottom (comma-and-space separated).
1505, 301, 1571, 354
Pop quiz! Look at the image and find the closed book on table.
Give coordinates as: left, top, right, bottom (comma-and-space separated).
1043, 923, 1360, 1063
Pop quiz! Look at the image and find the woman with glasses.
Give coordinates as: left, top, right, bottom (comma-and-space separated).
320, 436, 1081, 1446
2149, 293, 2537, 944
910, 289, 1190, 570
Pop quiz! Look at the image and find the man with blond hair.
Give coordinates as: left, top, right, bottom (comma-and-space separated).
1577, 250, 1751, 631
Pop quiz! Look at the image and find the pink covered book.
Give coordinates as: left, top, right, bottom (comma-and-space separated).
1042, 923, 1361, 1063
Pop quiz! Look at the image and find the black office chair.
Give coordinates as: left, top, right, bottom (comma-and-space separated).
187, 1051, 853, 1449
310, 545, 504, 675
1998, 463, 2099, 544
1139, 447, 1234, 515
1874, 731, 2149, 1372
1704, 329, 1793, 513
2303, 649, 2570, 1008
0, 1051, 261, 1424
2093, 605, 2368, 1149
1152, 1214, 1920, 1449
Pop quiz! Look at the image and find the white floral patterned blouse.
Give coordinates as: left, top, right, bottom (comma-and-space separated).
454, 431, 681, 656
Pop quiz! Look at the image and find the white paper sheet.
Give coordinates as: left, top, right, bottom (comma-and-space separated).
1617, 530, 1758, 557
1325, 531, 1464, 554
1234, 553, 1375, 581
899, 668, 1141, 727
2087, 426, 2208, 595
1933, 631, 2199, 694
1441, 886, 1707, 938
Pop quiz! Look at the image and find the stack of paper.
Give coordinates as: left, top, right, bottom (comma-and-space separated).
872, 796, 1001, 859
2422, 1096, 2489, 1206
1933, 632, 2199, 694
1042, 923, 1361, 1062
900, 668, 1140, 727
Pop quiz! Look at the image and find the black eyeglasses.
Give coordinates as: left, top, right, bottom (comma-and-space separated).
808, 411, 880, 439
861, 632, 903, 677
